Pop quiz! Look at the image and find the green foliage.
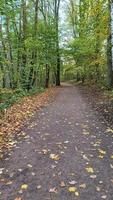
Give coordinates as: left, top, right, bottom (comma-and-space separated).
62, 0, 109, 86
0, 0, 61, 92
0, 87, 45, 111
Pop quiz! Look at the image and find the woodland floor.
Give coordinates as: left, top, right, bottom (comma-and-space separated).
0, 83, 113, 200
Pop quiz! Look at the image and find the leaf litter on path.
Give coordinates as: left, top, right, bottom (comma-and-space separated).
0, 88, 58, 158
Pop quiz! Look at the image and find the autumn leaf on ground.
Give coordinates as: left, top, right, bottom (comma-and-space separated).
79, 183, 86, 189
6, 181, 13, 185
110, 179, 113, 183
75, 191, 80, 196
68, 187, 77, 192
50, 154, 60, 161
68, 187, 80, 196
14, 198, 22, 200
37, 185, 42, 189
86, 167, 94, 173
83, 130, 90, 135
98, 149, 106, 155
21, 184, 28, 190
106, 128, 113, 134
49, 187, 58, 193
83, 154, 90, 161
101, 195, 107, 199
69, 180, 77, 185
0, 88, 57, 153
42, 149, 48, 155
110, 164, 113, 169
90, 175, 97, 179
99, 155, 104, 159
60, 181, 66, 187
96, 186, 101, 192
27, 164, 32, 168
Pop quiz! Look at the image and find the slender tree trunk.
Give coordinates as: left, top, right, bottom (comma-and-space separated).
21, 0, 27, 88
95, 11, 100, 83
45, 64, 50, 88
0, 16, 5, 87
55, 0, 61, 86
28, 0, 39, 90
5, 11, 13, 88
17, 10, 22, 88
107, 0, 113, 88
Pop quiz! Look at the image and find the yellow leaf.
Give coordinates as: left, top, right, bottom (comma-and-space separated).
50, 154, 60, 161
86, 167, 94, 173
75, 191, 80, 196
98, 149, 106, 155
99, 155, 104, 159
106, 128, 113, 133
83, 130, 90, 135
111, 155, 113, 159
68, 187, 77, 192
21, 184, 28, 190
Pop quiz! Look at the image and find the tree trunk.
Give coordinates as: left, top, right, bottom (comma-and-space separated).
21, 0, 27, 88
55, 0, 61, 86
28, 0, 39, 90
45, 64, 50, 88
107, 0, 113, 88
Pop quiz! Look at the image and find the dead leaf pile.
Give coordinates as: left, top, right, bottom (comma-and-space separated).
0, 88, 58, 158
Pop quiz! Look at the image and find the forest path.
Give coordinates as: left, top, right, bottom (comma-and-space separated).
0, 84, 113, 200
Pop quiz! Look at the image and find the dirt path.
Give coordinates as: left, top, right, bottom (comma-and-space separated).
0, 84, 113, 200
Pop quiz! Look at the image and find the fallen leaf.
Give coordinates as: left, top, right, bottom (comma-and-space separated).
49, 187, 58, 193
86, 167, 94, 173
99, 155, 104, 159
37, 185, 42, 189
75, 191, 80, 196
14, 198, 22, 200
90, 175, 97, 179
60, 181, 66, 187
68, 187, 77, 192
106, 128, 113, 133
31, 172, 35, 176
96, 186, 101, 192
6, 181, 13, 185
110, 164, 113, 169
79, 183, 86, 189
83, 154, 89, 161
42, 149, 48, 154
50, 154, 60, 161
101, 195, 107, 199
21, 184, 28, 190
98, 149, 106, 155
27, 164, 32, 168
69, 180, 77, 185
83, 130, 90, 135
64, 141, 69, 144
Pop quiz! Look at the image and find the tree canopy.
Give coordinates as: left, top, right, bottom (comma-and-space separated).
0, 0, 113, 92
